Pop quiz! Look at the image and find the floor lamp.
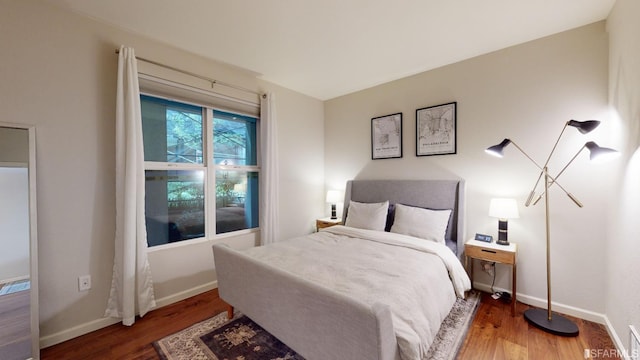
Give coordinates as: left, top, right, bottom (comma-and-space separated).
485, 119, 619, 336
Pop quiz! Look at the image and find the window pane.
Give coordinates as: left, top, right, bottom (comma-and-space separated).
141, 95, 203, 164
215, 170, 258, 234
145, 169, 205, 246
213, 110, 257, 166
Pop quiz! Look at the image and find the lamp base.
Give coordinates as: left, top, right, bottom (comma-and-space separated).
524, 308, 579, 337
497, 219, 509, 245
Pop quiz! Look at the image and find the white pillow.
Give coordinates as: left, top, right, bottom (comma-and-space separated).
390, 203, 452, 244
345, 200, 389, 231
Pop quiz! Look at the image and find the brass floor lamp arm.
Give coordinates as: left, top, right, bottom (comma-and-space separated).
510, 141, 580, 207
530, 145, 588, 207
525, 123, 570, 206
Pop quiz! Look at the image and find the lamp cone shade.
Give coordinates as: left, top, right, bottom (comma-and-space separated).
567, 120, 600, 134
485, 139, 512, 158
585, 141, 620, 162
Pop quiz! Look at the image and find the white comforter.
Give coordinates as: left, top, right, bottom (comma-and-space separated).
243, 225, 471, 360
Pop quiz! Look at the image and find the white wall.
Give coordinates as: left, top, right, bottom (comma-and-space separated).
606, 0, 640, 353
325, 22, 613, 320
0, 0, 325, 347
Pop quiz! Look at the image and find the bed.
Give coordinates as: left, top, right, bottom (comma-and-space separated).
212, 179, 470, 360
215, 206, 247, 234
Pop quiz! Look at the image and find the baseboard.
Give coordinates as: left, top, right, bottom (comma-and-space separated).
472, 281, 607, 324
154, 281, 217, 308
603, 316, 631, 360
39, 317, 121, 349
39, 281, 218, 349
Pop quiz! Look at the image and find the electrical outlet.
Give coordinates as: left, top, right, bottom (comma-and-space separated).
481, 261, 495, 276
78, 275, 91, 291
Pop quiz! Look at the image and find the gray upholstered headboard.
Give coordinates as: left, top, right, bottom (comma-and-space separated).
342, 179, 466, 259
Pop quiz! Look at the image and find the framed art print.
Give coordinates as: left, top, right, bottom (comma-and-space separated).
416, 102, 456, 156
371, 112, 402, 160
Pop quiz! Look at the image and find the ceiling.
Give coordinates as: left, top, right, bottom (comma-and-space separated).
47, 0, 615, 100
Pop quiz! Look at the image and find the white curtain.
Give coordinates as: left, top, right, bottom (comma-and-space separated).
259, 93, 280, 245
105, 46, 156, 326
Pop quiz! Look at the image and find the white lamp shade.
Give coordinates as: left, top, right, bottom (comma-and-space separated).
326, 190, 343, 203
489, 198, 519, 219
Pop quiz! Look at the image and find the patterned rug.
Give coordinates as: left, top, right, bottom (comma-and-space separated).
0, 280, 30, 295
153, 291, 481, 360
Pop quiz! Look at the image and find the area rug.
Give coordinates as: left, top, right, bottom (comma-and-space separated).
0, 280, 30, 295
153, 291, 481, 360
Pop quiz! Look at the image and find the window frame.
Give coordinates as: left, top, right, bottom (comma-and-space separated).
141, 91, 261, 250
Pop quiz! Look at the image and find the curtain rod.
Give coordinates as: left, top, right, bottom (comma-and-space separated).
114, 49, 263, 98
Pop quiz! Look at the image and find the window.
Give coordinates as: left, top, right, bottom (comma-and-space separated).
141, 95, 259, 247
213, 110, 259, 234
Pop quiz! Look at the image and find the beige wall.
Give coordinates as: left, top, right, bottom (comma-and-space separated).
0, 0, 324, 347
606, 0, 640, 353
325, 22, 613, 320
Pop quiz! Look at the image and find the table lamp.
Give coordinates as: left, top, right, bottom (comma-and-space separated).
489, 198, 519, 245
326, 190, 343, 220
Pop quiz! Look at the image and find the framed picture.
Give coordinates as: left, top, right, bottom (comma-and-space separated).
371, 112, 402, 160
416, 102, 457, 156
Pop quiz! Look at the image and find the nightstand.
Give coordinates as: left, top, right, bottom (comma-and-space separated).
316, 217, 342, 231
465, 239, 517, 316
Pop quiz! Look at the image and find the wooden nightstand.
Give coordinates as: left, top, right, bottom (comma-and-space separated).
465, 239, 517, 316
316, 217, 342, 231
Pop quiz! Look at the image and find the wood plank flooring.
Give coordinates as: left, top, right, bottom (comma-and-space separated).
41, 289, 620, 359
0, 289, 31, 360
458, 293, 621, 360
41, 289, 227, 360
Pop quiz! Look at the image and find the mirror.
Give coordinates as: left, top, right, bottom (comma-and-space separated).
0, 124, 38, 360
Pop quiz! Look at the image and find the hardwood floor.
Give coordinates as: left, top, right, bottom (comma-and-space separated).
0, 289, 31, 360
458, 293, 621, 360
41, 289, 620, 360
41, 289, 228, 360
